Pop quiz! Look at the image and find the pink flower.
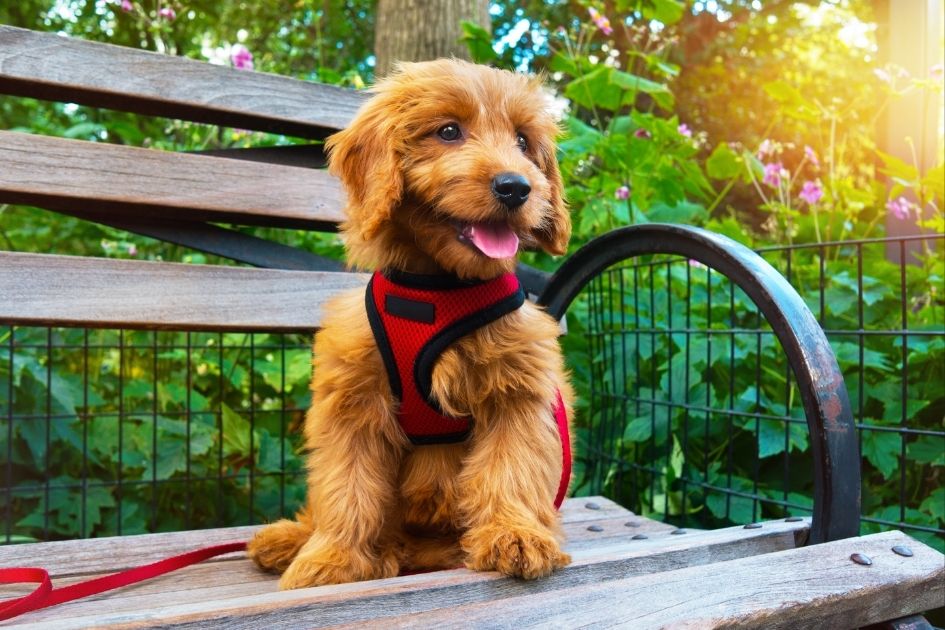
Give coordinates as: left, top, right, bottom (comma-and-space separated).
127, 244, 138, 257
688, 259, 707, 269
799, 180, 823, 205
615, 185, 630, 200
763, 162, 784, 188
757, 139, 774, 158
634, 128, 651, 139
588, 7, 613, 36
886, 196, 912, 220
230, 44, 254, 71
158, 7, 175, 20
677, 123, 692, 138
804, 145, 819, 167
119, 0, 133, 12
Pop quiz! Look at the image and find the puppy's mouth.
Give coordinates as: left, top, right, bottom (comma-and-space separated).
453, 220, 520, 259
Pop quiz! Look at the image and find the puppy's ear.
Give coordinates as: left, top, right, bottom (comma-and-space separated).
325, 95, 403, 241
533, 147, 571, 256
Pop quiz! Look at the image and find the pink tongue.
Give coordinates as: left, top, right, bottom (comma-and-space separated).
468, 222, 519, 259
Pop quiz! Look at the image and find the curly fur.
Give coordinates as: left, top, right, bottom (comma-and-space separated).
246, 59, 574, 589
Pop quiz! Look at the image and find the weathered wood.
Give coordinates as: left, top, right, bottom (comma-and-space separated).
0, 516, 818, 628
0, 25, 366, 139
359, 530, 944, 630
0, 252, 366, 332
0, 130, 345, 231
0, 497, 639, 578
0, 527, 259, 580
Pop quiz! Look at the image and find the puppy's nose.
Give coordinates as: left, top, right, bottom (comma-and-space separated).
491, 172, 531, 209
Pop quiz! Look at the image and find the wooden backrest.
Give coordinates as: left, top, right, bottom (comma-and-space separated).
0, 25, 368, 332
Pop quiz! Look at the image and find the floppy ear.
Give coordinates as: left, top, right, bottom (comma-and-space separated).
325, 95, 403, 241
533, 147, 571, 256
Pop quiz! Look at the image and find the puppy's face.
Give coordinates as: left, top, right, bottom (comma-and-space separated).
327, 60, 570, 279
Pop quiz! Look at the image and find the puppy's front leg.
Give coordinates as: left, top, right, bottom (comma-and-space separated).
458, 396, 571, 579
278, 395, 404, 590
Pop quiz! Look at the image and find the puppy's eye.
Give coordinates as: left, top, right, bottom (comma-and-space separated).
516, 133, 528, 152
437, 124, 462, 142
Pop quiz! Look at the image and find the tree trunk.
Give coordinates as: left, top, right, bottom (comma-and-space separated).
374, 0, 490, 78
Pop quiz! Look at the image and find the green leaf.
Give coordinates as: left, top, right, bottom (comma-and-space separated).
459, 20, 498, 64
920, 487, 944, 522
706, 485, 757, 524
256, 429, 291, 473
646, 200, 707, 223
908, 436, 945, 465
548, 51, 578, 76
706, 142, 742, 180
62, 121, 105, 139
641, 0, 685, 25
831, 341, 889, 372
669, 435, 684, 481
876, 150, 919, 184
221, 404, 252, 459
566, 67, 674, 112
624, 415, 652, 442
861, 431, 901, 480
920, 162, 944, 203
610, 69, 674, 110
566, 67, 622, 111
753, 418, 809, 458
559, 115, 602, 156
762, 81, 818, 122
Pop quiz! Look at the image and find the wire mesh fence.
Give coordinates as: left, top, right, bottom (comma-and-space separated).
1, 329, 311, 543
569, 233, 943, 552
1, 234, 942, 553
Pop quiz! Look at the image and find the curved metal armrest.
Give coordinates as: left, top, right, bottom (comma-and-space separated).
538, 224, 860, 544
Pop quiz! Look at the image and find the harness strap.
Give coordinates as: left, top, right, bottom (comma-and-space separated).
553, 390, 572, 510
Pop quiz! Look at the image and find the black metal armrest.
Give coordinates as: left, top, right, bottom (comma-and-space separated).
538, 224, 860, 544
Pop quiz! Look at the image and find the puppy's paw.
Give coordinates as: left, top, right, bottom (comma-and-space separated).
462, 525, 570, 580
246, 518, 313, 573
278, 540, 399, 590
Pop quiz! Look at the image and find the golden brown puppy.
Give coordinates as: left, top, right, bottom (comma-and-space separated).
246, 59, 573, 589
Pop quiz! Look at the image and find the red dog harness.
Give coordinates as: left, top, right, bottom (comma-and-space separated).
366, 269, 571, 508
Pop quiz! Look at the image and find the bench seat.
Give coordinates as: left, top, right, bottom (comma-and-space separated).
1, 496, 941, 629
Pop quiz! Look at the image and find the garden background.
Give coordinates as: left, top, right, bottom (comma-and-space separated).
0, 0, 942, 557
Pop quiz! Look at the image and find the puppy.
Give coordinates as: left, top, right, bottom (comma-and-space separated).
247, 59, 573, 589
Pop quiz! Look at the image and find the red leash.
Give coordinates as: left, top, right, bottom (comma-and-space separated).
0, 541, 246, 622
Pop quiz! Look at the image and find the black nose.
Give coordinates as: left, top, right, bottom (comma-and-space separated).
491, 172, 531, 209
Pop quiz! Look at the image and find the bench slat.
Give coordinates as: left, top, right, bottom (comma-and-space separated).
0, 497, 643, 578
0, 25, 366, 138
0, 514, 814, 628
0, 130, 345, 230
370, 530, 944, 630
0, 252, 366, 331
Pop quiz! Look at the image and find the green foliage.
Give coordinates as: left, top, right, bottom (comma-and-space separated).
0, 329, 311, 538
460, 20, 499, 64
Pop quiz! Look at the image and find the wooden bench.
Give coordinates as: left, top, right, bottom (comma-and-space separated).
1, 24, 942, 628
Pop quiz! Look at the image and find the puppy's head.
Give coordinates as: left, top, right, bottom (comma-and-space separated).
326, 59, 569, 279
